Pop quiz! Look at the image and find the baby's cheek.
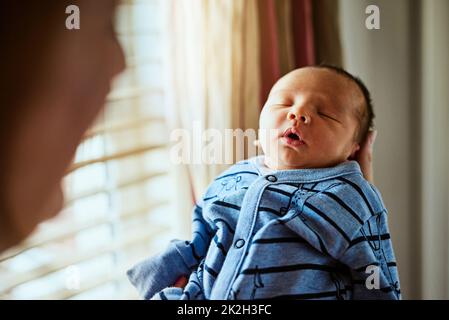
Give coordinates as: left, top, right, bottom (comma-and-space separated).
258, 128, 270, 155
322, 134, 352, 159
259, 128, 283, 164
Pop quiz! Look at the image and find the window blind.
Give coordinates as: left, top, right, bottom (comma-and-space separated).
0, 0, 176, 300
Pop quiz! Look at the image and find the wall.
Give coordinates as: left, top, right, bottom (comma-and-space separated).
420, 0, 449, 300
340, 0, 449, 299
340, 0, 418, 299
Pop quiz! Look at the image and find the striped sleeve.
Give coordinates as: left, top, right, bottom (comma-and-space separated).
126, 239, 191, 299
338, 211, 401, 299
283, 179, 375, 259
127, 201, 214, 299
172, 202, 215, 269
283, 177, 401, 299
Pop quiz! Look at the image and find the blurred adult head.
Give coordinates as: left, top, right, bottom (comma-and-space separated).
0, 0, 125, 251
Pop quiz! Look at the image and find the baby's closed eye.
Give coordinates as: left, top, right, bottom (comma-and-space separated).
317, 111, 340, 123
272, 99, 293, 106
267, 94, 294, 106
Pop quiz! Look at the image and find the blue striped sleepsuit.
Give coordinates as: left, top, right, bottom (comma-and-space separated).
127, 157, 401, 300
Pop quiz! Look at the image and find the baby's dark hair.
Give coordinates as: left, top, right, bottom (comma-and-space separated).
312, 64, 375, 144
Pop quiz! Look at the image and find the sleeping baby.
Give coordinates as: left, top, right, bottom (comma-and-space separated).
127, 65, 401, 300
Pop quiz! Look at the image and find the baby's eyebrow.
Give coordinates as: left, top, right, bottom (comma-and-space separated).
316, 94, 343, 111
269, 89, 295, 97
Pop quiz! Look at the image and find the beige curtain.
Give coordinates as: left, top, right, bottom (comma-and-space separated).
312, 0, 343, 66
162, 0, 261, 237
274, 0, 296, 75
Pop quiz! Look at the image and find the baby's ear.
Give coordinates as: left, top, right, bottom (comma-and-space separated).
348, 143, 360, 160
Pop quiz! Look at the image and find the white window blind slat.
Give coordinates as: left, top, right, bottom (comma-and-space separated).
0, 223, 170, 295
66, 171, 168, 203
106, 86, 163, 102
0, 199, 170, 263
84, 116, 165, 139
69, 144, 168, 173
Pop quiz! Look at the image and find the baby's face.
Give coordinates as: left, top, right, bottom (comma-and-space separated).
259, 67, 363, 170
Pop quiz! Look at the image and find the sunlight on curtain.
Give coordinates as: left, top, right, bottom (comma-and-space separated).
162, 0, 262, 238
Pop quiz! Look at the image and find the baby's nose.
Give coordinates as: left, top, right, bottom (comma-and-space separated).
287, 111, 309, 124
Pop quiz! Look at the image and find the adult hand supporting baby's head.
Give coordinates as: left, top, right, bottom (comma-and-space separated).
353, 130, 377, 184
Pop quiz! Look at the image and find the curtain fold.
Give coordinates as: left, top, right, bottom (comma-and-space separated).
275, 0, 296, 75
162, 0, 261, 237
258, 0, 281, 103
311, 0, 343, 66
291, 0, 316, 67
258, 0, 320, 102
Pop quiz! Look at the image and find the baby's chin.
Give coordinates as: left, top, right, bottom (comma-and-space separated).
264, 154, 309, 170
265, 152, 340, 170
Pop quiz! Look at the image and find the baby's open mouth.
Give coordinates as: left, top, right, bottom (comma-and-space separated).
282, 128, 306, 146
